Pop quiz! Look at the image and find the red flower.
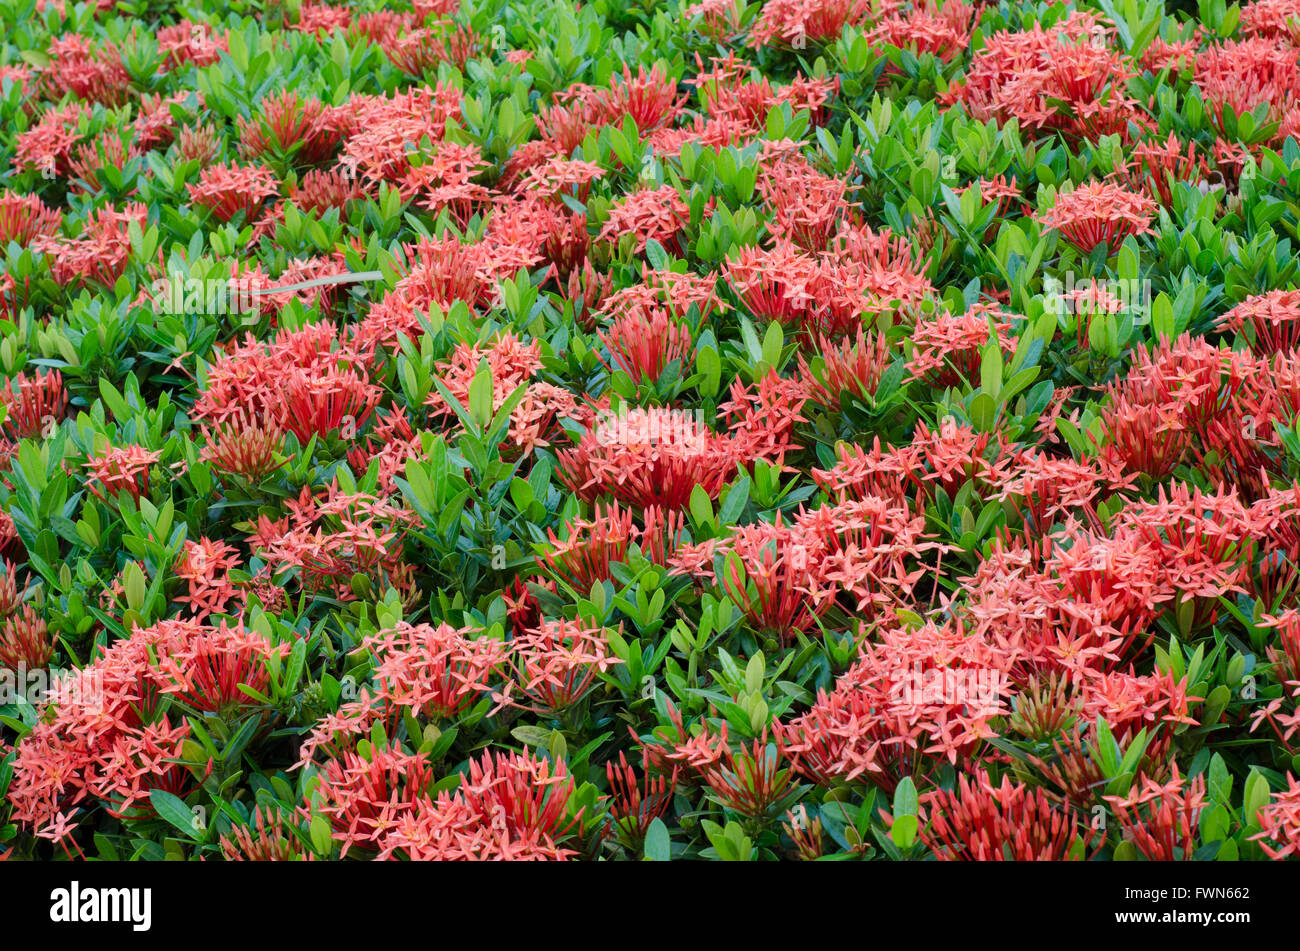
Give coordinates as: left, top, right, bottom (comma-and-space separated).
758, 154, 856, 251
0, 605, 52, 670
356, 620, 513, 722
289, 167, 364, 213
796, 327, 894, 411
1218, 289, 1300, 355
1103, 767, 1206, 861
684, 0, 744, 38
404, 143, 493, 223
1194, 38, 1300, 140
187, 162, 281, 222
14, 102, 89, 179
237, 90, 339, 166
1257, 619, 1300, 737
159, 620, 291, 714
424, 330, 577, 455
907, 304, 1016, 389
0, 190, 62, 247
174, 537, 241, 620
701, 732, 798, 818
723, 243, 822, 328
381, 23, 483, 76
313, 743, 435, 857
84, 444, 163, 503
600, 305, 695, 384
378, 750, 582, 861
1241, 0, 1300, 42
344, 407, 422, 492
1100, 376, 1194, 480
73, 140, 139, 204
599, 185, 693, 254
777, 617, 1013, 790
557, 405, 743, 509
867, 1, 978, 70
1035, 181, 1157, 256
953, 174, 1021, 219
922, 769, 1102, 860
672, 512, 838, 640
944, 13, 1145, 142
1250, 484, 1300, 608
749, 0, 879, 48
30, 202, 147, 289
510, 618, 623, 712
251, 484, 418, 601
295, 2, 356, 35
0, 368, 66, 443
336, 84, 463, 187
281, 364, 381, 444
598, 63, 687, 133
176, 122, 220, 164
39, 34, 130, 106
8, 619, 220, 846
536, 501, 636, 593
604, 751, 677, 843
219, 806, 315, 861
1252, 773, 1300, 859
157, 21, 227, 70
1122, 132, 1209, 208
694, 53, 839, 128
358, 237, 507, 351
1116, 482, 1255, 616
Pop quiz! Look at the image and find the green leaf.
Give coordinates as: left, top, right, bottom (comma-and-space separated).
696, 344, 722, 397
643, 818, 670, 860
980, 341, 1002, 401
149, 790, 202, 840
890, 813, 918, 849
717, 476, 750, 524
644, 239, 668, 271
970, 392, 997, 431
309, 815, 334, 855
1244, 769, 1270, 825
761, 320, 783, 368
468, 358, 495, 429
1095, 718, 1121, 775
689, 484, 714, 528
1208, 753, 1233, 803
893, 776, 919, 818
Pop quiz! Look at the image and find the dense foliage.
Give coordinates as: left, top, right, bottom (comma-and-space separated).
2, 0, 1300, 861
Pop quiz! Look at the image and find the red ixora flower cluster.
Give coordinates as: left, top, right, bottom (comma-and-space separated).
557, 372, 807, 510
920, 769, 1103, 860
1034, 181, 1157, 256
0, 562, 51, 670
310, 744, 583, 860
186, 162, 281, 222
298, 620, 513, 766
30, 202, 147, 288
174, 536, 242, 620
248, 483, 420, 602
193, 322, 383, 445
1193, 38, 1300, 142
723, 220, 933, 338
83, 444, 163, 503
775, 618, 1014, 791
943, 12, 1149, 142
425, 330, 578, 456
8, 618, 288, 850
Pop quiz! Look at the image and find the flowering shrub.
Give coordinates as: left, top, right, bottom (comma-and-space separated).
3, 0, 1300, 865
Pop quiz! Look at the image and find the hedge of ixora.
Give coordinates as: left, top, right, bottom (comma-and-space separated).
4, 0, 1300, 863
